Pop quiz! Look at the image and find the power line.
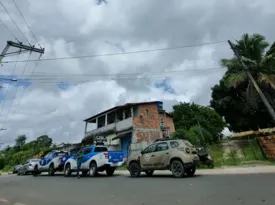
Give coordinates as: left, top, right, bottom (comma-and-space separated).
3, 51, 32, 125
6, 53, 43, 126
11, 0, 42, 48
2, 40, 227, 64
0, 18, 19, 42
0, 49, 22, 118
0, 0, 30, 44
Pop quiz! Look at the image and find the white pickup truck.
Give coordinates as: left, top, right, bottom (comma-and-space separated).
64, 145, 124, 177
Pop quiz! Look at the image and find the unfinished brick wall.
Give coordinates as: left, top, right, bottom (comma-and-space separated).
133, 103, 160, 129
258, 135, 275, 160
165, 115, 175, 133
135, 129, 161, 143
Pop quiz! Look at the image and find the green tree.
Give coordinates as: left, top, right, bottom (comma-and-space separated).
36, 135, 52, 148
171, 128, 188, 139
171, 102, 226, 142
211, 33, 275, 132
186, 125, 213, 146
222, 33, 275, 108
15, 135, 27, 149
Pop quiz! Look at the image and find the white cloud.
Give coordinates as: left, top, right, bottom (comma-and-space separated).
0, 0, 275, 146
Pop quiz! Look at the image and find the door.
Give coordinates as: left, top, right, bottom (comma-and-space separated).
81, 147, 93, 169
121, 135, 132, 158
152, 142, 170, 169
140, 144, 157, 169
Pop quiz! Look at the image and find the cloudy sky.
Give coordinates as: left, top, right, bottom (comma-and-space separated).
0, 0, 274, 147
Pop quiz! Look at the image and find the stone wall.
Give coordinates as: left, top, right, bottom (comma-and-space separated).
258, 135, 275, 160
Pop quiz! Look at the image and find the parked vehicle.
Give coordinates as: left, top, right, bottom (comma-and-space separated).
12, 164, 23, 174
127, 139, 199, 178
196, 147, 214, 168
18, 159, 41, 175
64, 145, 124, 177
32, 151, 71, 176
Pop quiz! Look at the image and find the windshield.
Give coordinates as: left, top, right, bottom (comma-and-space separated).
94, 147, 108, 152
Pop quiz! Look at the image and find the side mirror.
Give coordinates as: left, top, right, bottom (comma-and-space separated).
141, 150, 144, 155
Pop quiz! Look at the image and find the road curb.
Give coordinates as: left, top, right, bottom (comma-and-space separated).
116, 166, 275, 176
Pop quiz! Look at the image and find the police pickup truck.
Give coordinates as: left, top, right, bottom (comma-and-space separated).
64, 145, 124, 177
32, 150, 70, 176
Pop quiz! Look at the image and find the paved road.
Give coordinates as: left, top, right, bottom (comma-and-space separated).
0, 172, 274, 205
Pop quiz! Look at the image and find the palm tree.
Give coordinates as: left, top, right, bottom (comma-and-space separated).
221, 33, 275, 108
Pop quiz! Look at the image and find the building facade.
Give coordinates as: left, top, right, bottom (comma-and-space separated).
82, 101, 175, 158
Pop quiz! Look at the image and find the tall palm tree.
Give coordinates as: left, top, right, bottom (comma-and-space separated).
221, 33, 275, 108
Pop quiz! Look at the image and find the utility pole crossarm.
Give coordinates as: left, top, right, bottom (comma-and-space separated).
7, 41, 44, 54
228, 40, 275, 122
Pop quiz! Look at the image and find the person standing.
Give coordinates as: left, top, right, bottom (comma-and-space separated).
76, 148, 84, 179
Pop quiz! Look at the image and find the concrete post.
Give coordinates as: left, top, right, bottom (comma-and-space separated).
123, 110, 125, 120
105, 114, 108, 126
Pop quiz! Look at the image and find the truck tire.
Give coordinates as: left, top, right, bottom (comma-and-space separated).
48, 164, 55, 176
129, 162, 141, 178
106, 167, 116, 176
185, 165, 196, 177
64, 164, 71, 177
89, 162, 97, 177
82, 170, 88, 177
145, 170, 154, 176
171, 160, 185, 178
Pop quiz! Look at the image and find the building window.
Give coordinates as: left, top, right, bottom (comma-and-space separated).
133, 106, 139, 117
97, 115, 106, 128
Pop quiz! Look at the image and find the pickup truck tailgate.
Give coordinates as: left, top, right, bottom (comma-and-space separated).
108, 152, 124, 163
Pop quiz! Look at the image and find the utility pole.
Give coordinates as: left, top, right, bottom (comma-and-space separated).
228, 40, 275, 122
0, 41, 44, 64
0, 41, 44, 131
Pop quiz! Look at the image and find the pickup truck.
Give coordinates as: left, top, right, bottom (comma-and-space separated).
64, 145, 124, 177
32, 150, 71, 176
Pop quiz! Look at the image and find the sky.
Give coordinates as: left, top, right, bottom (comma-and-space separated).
0, 0, 275, 147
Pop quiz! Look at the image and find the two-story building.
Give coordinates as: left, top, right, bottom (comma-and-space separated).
82, 101, 175, 158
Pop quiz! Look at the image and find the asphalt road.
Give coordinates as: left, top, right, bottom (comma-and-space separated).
0, 172, 274, 205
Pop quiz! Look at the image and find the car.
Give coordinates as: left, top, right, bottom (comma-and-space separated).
18, 159, 41, 175
126, 139, 199, 178
12, 164, 23, 174
32, 150, 71, 176
64, 145, 124, 177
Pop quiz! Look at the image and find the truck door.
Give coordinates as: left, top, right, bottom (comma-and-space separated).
82, 147, 93, 169
140, 144, 157, 169
152, 142, 170, 169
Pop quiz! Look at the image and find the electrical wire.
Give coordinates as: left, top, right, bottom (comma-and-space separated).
0, 18, 19, 42
3, 51, 32, 125
12, 0, 42, 48
0, 0, 30, 44
6, 53, 43, 127
0, 49, 21, 118
2, 40, 227, 64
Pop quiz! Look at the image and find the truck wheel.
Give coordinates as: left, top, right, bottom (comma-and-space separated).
48, 164, 55, 176
145, 170, 154, 176
89, 162, 97, 177
64, 164, 71, 177
171, 160, 185, 178
129, 162, 141, 177
82, 170, 88, 177
106, 167, 116, 176
185, 166, 196, 177
32, 166, 38, 177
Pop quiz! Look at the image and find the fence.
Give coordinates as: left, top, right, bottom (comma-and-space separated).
208, 138, 265, 166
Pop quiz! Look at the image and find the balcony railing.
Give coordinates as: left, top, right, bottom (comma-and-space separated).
84, 118, 133, 139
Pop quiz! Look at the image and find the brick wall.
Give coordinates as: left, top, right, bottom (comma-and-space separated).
258, 135, 275, 160
133, 103, 160, 129
132, 103, 162, 144
159, 113, 175, 134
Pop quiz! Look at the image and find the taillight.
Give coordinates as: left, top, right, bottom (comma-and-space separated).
59, 157, 62, 162
103, 152, 108, 159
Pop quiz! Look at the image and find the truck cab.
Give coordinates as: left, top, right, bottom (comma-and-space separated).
64, 145, 124, 177
32, 150, 70, 176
